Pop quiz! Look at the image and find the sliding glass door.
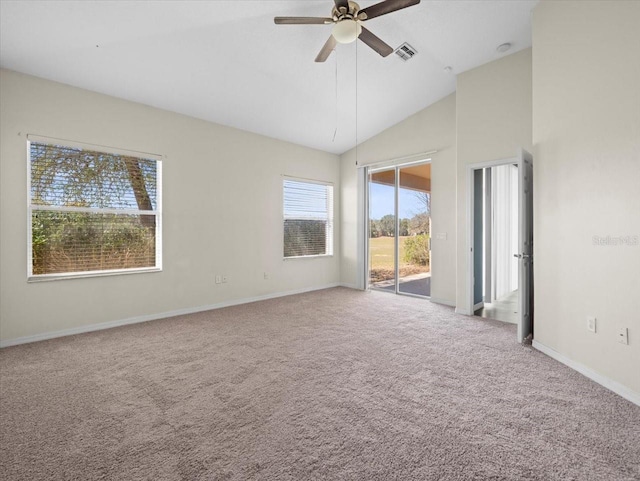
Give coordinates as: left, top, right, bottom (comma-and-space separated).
368, 168, 396, 292
368, 162, 431, 298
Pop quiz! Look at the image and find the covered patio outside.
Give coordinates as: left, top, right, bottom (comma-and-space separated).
369, 163, 431, 297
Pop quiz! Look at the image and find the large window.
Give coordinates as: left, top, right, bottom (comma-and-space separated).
27, 139, 162, 280
283, 178, 333, 258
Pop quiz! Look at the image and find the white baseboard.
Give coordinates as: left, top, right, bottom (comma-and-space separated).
532, 340, 640, 406
0, 283, 341, 348
455, 307, 472, 316
430, 297, 456, 308
338, 282, 360, 290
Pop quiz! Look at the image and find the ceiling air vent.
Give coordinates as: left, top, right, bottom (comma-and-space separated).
395, 43, 417, 61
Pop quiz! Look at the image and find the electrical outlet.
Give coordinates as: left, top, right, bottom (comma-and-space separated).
215, 275, 221, 284
222, 275, 228, 283
587, 316, 596, 333
618, 327, 629, 345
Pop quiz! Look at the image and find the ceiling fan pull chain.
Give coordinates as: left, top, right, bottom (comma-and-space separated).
355, 39, 359, 166
333, 52, 338, 143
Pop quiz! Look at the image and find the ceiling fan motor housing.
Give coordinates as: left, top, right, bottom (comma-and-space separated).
332, 1, 367, 21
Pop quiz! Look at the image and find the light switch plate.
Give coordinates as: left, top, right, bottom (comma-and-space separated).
587, 316, 596, 333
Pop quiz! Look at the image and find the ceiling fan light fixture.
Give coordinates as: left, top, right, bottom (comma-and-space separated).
332, 19, 362, 44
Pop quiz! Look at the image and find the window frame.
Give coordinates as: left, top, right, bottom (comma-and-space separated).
26, 137, 163, 282
282, 176, 334, 260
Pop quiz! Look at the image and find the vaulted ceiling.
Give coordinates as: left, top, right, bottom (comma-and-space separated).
0, 1, 537, 154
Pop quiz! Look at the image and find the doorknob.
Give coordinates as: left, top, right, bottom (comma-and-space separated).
514, 254, 522, 258
514, 253, 532, 259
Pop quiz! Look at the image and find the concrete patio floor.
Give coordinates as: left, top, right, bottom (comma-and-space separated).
371, 272, 431, 297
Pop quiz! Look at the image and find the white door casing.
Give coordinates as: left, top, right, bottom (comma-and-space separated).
466, 149, 534, 343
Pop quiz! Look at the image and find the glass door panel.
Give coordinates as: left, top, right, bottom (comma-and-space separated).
368, 169, 396, 292
397, 164, 431, 297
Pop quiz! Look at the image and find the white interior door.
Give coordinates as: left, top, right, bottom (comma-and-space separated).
517, 149, 534, 342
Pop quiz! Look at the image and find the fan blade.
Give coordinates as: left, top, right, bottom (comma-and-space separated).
274, 17, 333, 25
359, 0, 420, 21
315, 35, 337, 63
334, 0, 349, 11
358, 27, 394, 57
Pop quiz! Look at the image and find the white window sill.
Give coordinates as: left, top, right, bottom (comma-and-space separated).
283, 254, 334, 260
28, 267, 161, 283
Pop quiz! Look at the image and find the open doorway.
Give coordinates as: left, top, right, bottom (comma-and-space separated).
367, 162, 431, 298
473, 165, 519, 324
468, 150, 533, 343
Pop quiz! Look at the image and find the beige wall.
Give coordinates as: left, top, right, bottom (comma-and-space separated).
340, 93, 457, 305
455, 48, 533, 312
0, 69, 341, 343
532, 1, 640, 393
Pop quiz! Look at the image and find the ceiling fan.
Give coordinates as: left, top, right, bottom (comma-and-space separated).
274, 0, 421, 62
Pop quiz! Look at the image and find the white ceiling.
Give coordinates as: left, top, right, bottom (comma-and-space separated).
0, 0, 537, 154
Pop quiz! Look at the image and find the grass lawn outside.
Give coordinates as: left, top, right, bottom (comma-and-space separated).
369, 236, 430, 282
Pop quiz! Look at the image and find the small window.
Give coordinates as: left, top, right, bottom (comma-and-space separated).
283, 178, 334, 258
27, 140, 162, 280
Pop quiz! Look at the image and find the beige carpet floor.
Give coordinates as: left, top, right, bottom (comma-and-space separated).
1, 287, 638, 480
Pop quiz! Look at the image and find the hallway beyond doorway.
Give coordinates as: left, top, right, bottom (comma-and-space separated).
475, 289, 519, 324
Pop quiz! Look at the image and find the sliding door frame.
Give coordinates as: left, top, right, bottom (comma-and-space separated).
364, 158, 432, 298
